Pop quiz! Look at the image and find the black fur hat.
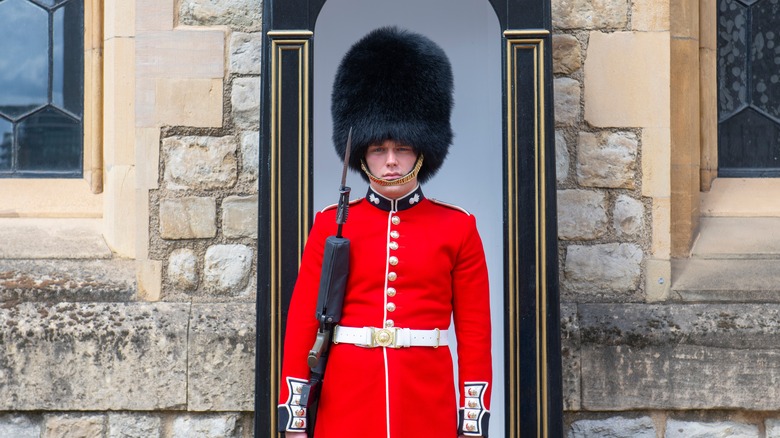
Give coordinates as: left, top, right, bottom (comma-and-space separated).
331, 26, 453, 183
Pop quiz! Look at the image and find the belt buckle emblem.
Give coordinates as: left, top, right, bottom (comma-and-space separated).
373, 328, 396, 348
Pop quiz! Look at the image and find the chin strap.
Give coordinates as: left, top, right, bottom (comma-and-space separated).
360, 154, 424, 187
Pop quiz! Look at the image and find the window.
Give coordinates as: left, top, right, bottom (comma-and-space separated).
0, 0, 84, 178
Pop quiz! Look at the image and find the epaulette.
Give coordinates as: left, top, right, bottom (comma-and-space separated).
320, 198, 363, 213
429, 198, 471, 216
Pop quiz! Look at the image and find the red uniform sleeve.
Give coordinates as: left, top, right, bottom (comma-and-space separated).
452, 214, 493, 437
277, 211, 331, 433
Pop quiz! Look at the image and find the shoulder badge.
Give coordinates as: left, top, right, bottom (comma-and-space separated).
429, 198, 471, 216
320, 198, 363, 213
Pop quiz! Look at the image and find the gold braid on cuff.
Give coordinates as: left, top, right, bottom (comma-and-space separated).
361, 154, 425, 187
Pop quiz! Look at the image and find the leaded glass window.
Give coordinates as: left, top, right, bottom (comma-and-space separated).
718, 0, 780, 176
0, 0, 83, 178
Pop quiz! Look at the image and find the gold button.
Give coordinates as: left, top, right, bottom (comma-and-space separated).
468, 411, 478, 419
387, 302, 396, 312
293, 385, 302, 394
386, 287, 396, 297
294, 419, 305, 428
468, 387, 478, 396
388, 272, 397, 281
466, 423, 476, 432
392, 216, 401, 225
389, 242, 399, 250
390, 230, 400, 239
296, 408, 305, 416
468, 400, 478, 408
388, 256, 398, 266
385, 319, 394, 327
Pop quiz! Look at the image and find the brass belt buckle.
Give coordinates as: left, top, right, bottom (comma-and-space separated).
372, 327, 396, 348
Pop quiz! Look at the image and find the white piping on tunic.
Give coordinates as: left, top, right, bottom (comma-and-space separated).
383, 210, 394, 438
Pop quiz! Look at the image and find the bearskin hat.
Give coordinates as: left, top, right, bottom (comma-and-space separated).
331, 26, 454, 183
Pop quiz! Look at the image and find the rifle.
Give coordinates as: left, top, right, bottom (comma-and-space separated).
298, 128, 353, 436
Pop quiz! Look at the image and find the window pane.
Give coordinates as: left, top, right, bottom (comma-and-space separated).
0, 0, 49, 120
17, 106, 81, 173
31, 0, 71, 7
0, 118, 11, 171
53, 1, 83, 116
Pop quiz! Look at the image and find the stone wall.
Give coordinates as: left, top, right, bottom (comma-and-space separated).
554, 0, 780, 437
0, 0, 766, 437
0, 1, 260, 437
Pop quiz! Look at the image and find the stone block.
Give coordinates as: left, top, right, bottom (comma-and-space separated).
105, 0, 136, 37
136, 30, 225, 79
568, 416, 656, 437
108, 413, 162, 438
0, 415, 40, 438
551, 0, 627, 29
203, 245, 253, 294
0, 218, 111, 259
560, 303, 580, 411
613, 195, 644, 238
104, 165, 136, 258
584, 31, 670, 128
159, 197, 217, 239
168, 248, 199, 291
0, 302, 189, 410
557, 189, 608, 240
665, 420, 757, 438
222, 195, 258, 238
155, 78, 224, 128
231, 77, 261, 130
0, 177, 102, 218
554, 77, 581, 126
136, 0, 174, 32
670, 0, 699, 39
579, 303, 780, 410
171, 414, 242, 438
651, 196, 671, 258
188, 303, 256, 411
134, 77, 156, 128
138, 259, 163, 302
163, 136, 238, 190
44, 414, 105, 438
631, 0, 669, 31
230, 32, 262, 75
564, 243, 643, 297
576, 131, 638, 189
553, 34, 581, 74
179, 0, 262, 30
555, 130, 570, 182
0, 259, 136, 303
700, 0, 717, 50
670, 38, 700, 168
104, 37, 136, 167
640, 127, 671, 199
136, 127, 161, 190
645, 258, 671, 303
767, 419, 780, 438
240, 131, 259, 186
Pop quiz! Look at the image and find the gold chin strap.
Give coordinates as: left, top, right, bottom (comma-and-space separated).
361, 154, 425, 187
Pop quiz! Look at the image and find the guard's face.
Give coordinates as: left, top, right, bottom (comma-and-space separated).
365, 139, 419, 199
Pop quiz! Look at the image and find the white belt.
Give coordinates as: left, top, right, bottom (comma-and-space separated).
333, 325, 448, 348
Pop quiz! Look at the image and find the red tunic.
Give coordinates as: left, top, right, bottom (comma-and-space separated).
279, 186, 492, 437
